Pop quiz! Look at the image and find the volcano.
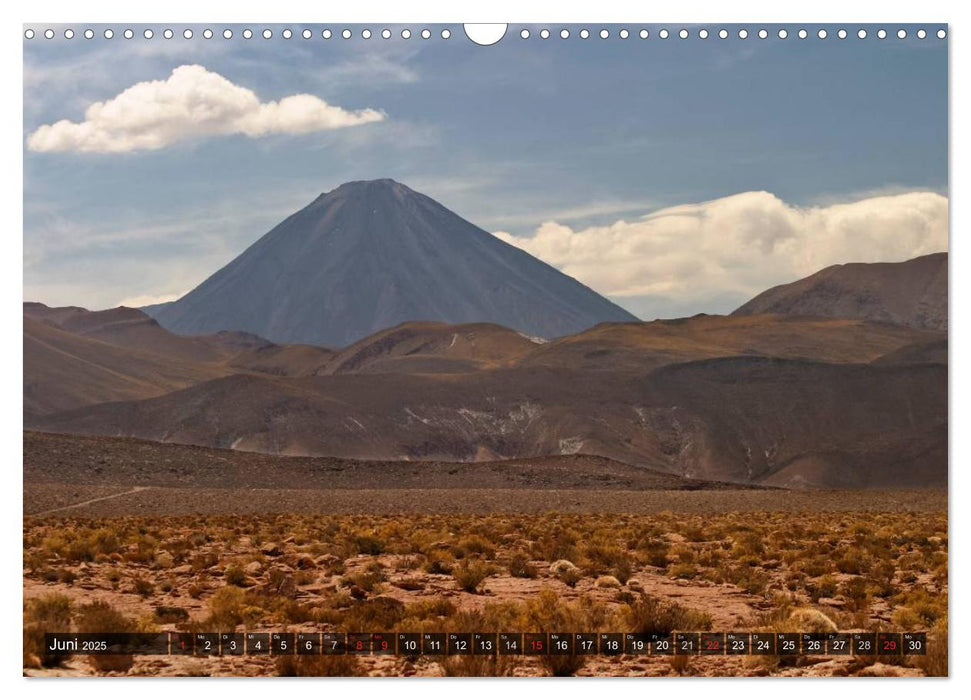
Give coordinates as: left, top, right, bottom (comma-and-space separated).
148, 179, 638, 346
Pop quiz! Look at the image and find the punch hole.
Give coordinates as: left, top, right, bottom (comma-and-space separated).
464, 24, 506, 46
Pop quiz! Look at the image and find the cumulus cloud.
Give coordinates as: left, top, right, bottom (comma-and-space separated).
26, 64, 385, 153
494, 190, 948, 315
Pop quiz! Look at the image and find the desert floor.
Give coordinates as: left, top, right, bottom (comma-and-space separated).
24, 431, 947, 677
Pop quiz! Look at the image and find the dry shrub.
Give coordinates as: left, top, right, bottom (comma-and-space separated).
24, 594, 72, 668
75, 600, 135, 673
354, 534, 385, 555
423, 550, 455, 575
343, 596, 406, 631
205, 586, 262, 630
453, 559, 496, 593
623, 594, 712, 636
916, 618, 947, 677
787, 608, 837, 633
518, 589, 608, 677
507, 551, 537, 579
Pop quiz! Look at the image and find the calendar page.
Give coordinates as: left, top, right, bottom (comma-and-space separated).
22, 21, 948, 679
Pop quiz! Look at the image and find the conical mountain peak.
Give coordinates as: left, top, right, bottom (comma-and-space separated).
149, 181, 638, 347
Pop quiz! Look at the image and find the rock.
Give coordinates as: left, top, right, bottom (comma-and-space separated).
171, 565, 192, 575
595, 575, 622, 589
244, 561, 263, 576
262, 572, 297, 598
260, 542, 282, 557
859, 663, 922, 677
294, 554, 316, 570
315, 554, 339, 567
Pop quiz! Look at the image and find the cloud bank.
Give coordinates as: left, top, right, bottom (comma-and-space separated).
494, 191, 948, 316
26, 64, 385, 153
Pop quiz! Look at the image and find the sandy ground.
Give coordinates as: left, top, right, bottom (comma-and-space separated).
24, 483, 946, 517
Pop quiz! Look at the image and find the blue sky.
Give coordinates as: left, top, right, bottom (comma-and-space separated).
23, 24, 948, 318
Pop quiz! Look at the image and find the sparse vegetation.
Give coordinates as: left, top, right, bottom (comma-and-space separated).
23, 508, 946, 677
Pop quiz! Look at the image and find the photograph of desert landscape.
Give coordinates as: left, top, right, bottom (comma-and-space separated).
22, 23, 948, 678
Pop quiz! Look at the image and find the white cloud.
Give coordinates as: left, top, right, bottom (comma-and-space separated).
494, 190, 948, 310
26, 64, 385, 153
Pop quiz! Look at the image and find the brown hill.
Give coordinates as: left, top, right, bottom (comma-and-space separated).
521, 314, 943, 372
23, 304, 336, 415
24, 304, 947, 488
322, 321, 539, 375
733, 253, 947, 330
23, 317, 225, 418
31, 357, 946, 489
